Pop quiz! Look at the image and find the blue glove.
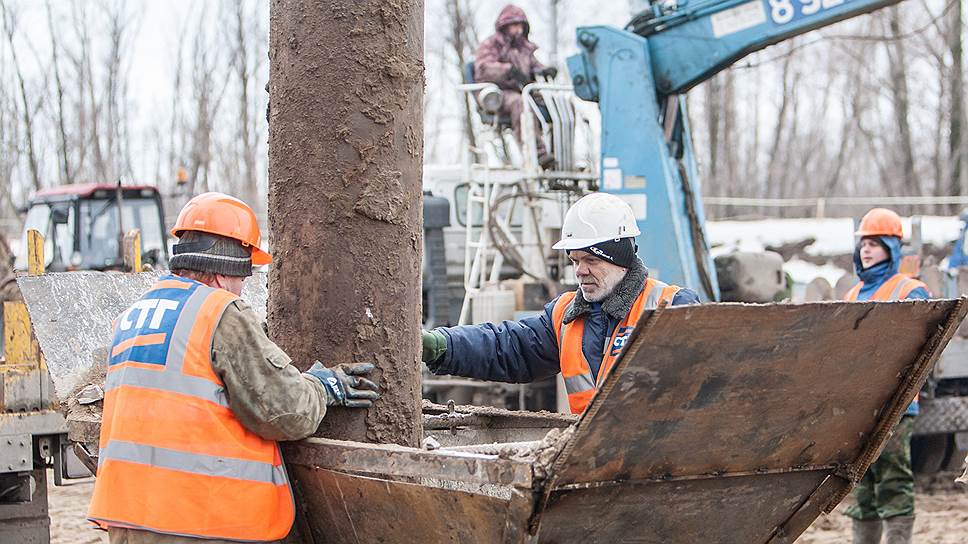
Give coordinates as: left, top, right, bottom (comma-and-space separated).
304, 361, 380, 408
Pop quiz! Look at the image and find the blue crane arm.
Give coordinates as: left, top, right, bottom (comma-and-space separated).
565, 0, 903, 300
638, 0, 904, 94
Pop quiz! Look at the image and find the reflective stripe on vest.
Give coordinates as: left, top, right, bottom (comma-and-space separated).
552, 278, 680, 414
88, 275, 295, 542
843, 274, 928, 302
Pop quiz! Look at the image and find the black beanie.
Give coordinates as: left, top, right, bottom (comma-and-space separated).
170, 231, 253, 277
570, 238, 637, 268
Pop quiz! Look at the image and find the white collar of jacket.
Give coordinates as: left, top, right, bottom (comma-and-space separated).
562, 258, 648, 324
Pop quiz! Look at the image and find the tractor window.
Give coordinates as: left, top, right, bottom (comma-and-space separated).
78, 197, 166, 270
126, 199, 166, 266
15, 203, 75, 271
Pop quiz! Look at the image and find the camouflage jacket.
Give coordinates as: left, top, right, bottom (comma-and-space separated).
104, 299, 326, 543
474, 4, 545, 90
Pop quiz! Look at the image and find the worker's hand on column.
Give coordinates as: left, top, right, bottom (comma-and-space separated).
537, 66, 558, 80
422, 330, 447, 365
507, 66, 531, 89
304, 361, 380, 408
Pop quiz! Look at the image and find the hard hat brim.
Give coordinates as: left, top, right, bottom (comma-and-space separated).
252, 246, 273, 266
552, 235, 636, 251
854, 229, 902, 238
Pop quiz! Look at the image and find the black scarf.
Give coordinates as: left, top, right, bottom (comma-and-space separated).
562, 258, 648, 324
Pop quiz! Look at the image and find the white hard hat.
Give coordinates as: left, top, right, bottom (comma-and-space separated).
552, 193, 641, 250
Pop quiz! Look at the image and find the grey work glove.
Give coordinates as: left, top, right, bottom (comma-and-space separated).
536, 66, 558, 79
507, 65, 531, 89
422, 330, 447, 365
304, 361, 380, 408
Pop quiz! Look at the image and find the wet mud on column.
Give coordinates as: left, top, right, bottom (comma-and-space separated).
267, 0, 425, 447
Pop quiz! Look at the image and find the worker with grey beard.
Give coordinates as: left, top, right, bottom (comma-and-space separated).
421, 193, 699, 414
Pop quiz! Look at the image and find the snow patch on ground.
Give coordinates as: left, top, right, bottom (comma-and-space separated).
708, 216, 963, 257
782, 258, 849, 286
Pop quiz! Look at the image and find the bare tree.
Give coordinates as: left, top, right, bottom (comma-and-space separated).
45, 0, 72, 185
2, 1, 42, 192
823, 49, 865, 196
764, 51, 795, 201
704, 74, 721, 193
185, 6, 231, 196
444, 0, 479, 153
884, 7, 922, 196
0, 32, 19, 216
721, 70, 741, 203
948, 0, 963, 202
222, 0, 267, 209
167, 31, 187, 199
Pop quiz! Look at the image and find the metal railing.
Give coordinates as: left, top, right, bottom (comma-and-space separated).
703, 195, 968, 218
522, 82, 576, 173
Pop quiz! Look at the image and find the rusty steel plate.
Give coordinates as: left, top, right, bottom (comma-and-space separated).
537, 299, 966, 544
17, 272, 268, 400
288, 466, 532, 544
537, 470, 829, 543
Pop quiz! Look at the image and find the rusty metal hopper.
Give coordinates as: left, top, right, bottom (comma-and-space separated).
533, 300, 966, 543
16, 272, 966, 543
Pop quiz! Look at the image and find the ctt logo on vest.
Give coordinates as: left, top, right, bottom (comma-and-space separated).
110, 288, 187, 367
118, 298, 180, 331
610, 326, 635, 356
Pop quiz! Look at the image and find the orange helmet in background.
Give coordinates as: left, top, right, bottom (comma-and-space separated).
855, 208, 903, 239
172, 192, 272, 265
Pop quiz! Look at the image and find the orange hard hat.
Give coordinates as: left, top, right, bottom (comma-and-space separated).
855, 208, 903, 238
171, 192, 272, 265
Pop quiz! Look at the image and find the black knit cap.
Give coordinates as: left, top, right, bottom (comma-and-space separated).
570, 238, 637, 268
169, 231, 253, 277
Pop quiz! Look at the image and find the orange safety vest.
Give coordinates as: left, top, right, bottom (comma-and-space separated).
843, 273, 928, 303
88, 275, 294, 542
552, 278, 680, 414
844, 272, 929, 410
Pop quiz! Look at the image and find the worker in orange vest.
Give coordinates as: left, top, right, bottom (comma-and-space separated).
88, 192, 380, 543
843, 208, 929, 544
421, 193, 699, 414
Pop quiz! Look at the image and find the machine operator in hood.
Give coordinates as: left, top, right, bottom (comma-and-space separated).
474, 4, 558, 169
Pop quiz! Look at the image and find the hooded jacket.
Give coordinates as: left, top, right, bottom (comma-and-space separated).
429, 259, 699, 383
950, 219, 968, 269
851, 235, 930, 416
851, 236, 930, 301
474, 5, 546, 90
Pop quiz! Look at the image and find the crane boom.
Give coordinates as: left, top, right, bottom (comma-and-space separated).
638, 0, 904, 94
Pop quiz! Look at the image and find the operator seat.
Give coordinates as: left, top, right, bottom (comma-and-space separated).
464, 61, 512, 129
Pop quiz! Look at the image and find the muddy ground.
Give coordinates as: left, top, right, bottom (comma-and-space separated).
47, 473, 105, 544
798, 473, 968, 543
47, 470, 968, 543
